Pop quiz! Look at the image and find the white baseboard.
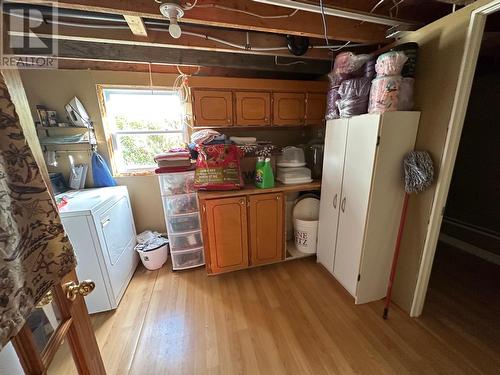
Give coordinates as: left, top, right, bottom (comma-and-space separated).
439, 233, 500, 266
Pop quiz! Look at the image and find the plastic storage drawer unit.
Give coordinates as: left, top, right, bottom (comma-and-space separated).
158, 171, 195, 196
169, 230, 203, 252
162, 193, 199, 216
171, 248, 205, 270
166, 213, 200, 234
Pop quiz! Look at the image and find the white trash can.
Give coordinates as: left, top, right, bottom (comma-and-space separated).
136, 240, 169, 271
293, 197, 320, 254
294, 219, 319, 254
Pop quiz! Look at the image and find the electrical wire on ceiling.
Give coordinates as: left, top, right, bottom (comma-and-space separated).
274, 56, 306, 66
191, 3, 299, 19
319, 0, 352, 54
155, 0, 300, 19
5, 7, 369, 60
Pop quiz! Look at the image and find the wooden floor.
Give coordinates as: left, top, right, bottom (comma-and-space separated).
50, 250, 500, 374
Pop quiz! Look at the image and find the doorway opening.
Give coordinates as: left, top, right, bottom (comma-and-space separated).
420, 12, 500, 368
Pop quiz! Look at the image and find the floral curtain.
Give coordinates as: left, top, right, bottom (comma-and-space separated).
0, 77, 76, 347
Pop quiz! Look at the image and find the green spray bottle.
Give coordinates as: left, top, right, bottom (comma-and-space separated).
255, 157, 265, 188
261, 157, 275, 188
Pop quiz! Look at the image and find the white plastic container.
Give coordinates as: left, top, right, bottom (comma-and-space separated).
293, 197, 320, 220
276, 167, 312, 184
137, 243, 169, 271
277, 146, 306, 167
293, 196, 320, 254
294, 219, 319, 254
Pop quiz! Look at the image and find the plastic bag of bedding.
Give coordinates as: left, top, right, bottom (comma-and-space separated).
337, 77, 372, 117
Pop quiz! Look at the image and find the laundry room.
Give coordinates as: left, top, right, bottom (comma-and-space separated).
0, 1, 499, 375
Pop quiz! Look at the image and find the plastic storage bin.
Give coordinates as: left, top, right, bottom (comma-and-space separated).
158, 171, 195, 196
276, 167, 312, 184
166, 213, 200, 234
171, 248, 205, 270
277, 146, 306, 167
162, 193, 199, 216
293, 197, 320, 254
169, 230, 203, 252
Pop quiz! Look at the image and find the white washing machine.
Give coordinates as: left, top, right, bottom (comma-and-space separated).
58, 186, 138, 314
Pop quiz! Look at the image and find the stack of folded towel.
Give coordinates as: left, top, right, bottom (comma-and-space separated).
154, 149, 193, 174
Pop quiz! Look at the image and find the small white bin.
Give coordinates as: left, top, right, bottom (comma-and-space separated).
293, 197, 320, 254
294, 219, 319, 254
136, 242, 169, 271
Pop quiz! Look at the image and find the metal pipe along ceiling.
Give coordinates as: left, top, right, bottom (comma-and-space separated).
251, 0, 416, 26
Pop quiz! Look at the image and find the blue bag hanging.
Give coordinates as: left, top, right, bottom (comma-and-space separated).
92, 151, 117, 187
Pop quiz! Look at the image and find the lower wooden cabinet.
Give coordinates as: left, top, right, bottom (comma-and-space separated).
204, 196, 249, 274
201, 193, 285, 274
249, 193, 284, 266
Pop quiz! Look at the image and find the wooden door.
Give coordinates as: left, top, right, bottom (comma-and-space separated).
192, 89, 233, 127
333, 115, 380, 298
12, 272, 106, 375
235, 91, 271, 126
204, 197, 249, 273
249, 193, 284, 266
272, 92, 305, 126
316, 119, 349, 273
2, 69, 105, 375
305, 93, 327, 125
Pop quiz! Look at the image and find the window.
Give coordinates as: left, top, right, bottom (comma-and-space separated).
101, 88, 185, 173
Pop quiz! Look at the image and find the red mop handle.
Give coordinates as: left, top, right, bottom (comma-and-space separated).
383, 193, 410, 319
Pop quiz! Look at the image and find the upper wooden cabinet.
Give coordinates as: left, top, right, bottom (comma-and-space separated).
204, 196, 249, 274
235, 91, 271, 126
273, 92, 306, 126
189, 77, 327, 128
249, 193, 284, 266
306, 93, 327, 125
192, 90, 233, 127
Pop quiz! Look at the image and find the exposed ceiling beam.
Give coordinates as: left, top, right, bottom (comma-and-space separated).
251, 0, 416, 26
13, 38, 331, 74
55, 59, 321, 79
14, 0, 391, 43
11, 23, 333, 60
123, 15, 148, 36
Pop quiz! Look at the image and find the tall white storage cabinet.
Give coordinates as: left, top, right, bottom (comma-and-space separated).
317, 112, 420, 304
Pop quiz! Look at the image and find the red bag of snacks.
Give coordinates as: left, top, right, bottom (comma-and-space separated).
194, 144, 244, 190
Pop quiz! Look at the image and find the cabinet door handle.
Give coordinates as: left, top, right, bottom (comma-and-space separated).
276, 195, 280, 200
333, 193, 338, 209
341, 197, 346, 213
240, 199, 245, 205
101, 218, 111, 227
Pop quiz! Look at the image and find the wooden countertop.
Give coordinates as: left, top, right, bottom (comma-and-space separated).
197, 180, 321, 199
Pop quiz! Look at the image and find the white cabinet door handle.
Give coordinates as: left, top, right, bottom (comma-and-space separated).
333, 193, 338, 209
101, 218, 111, 227
341, 197, 346, 213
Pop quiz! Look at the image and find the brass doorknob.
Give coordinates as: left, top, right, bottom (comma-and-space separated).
64, 280, 95, 301
36, 290, 54, 308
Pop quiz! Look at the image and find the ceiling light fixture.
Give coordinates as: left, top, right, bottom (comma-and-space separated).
159, 2, 184, 39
